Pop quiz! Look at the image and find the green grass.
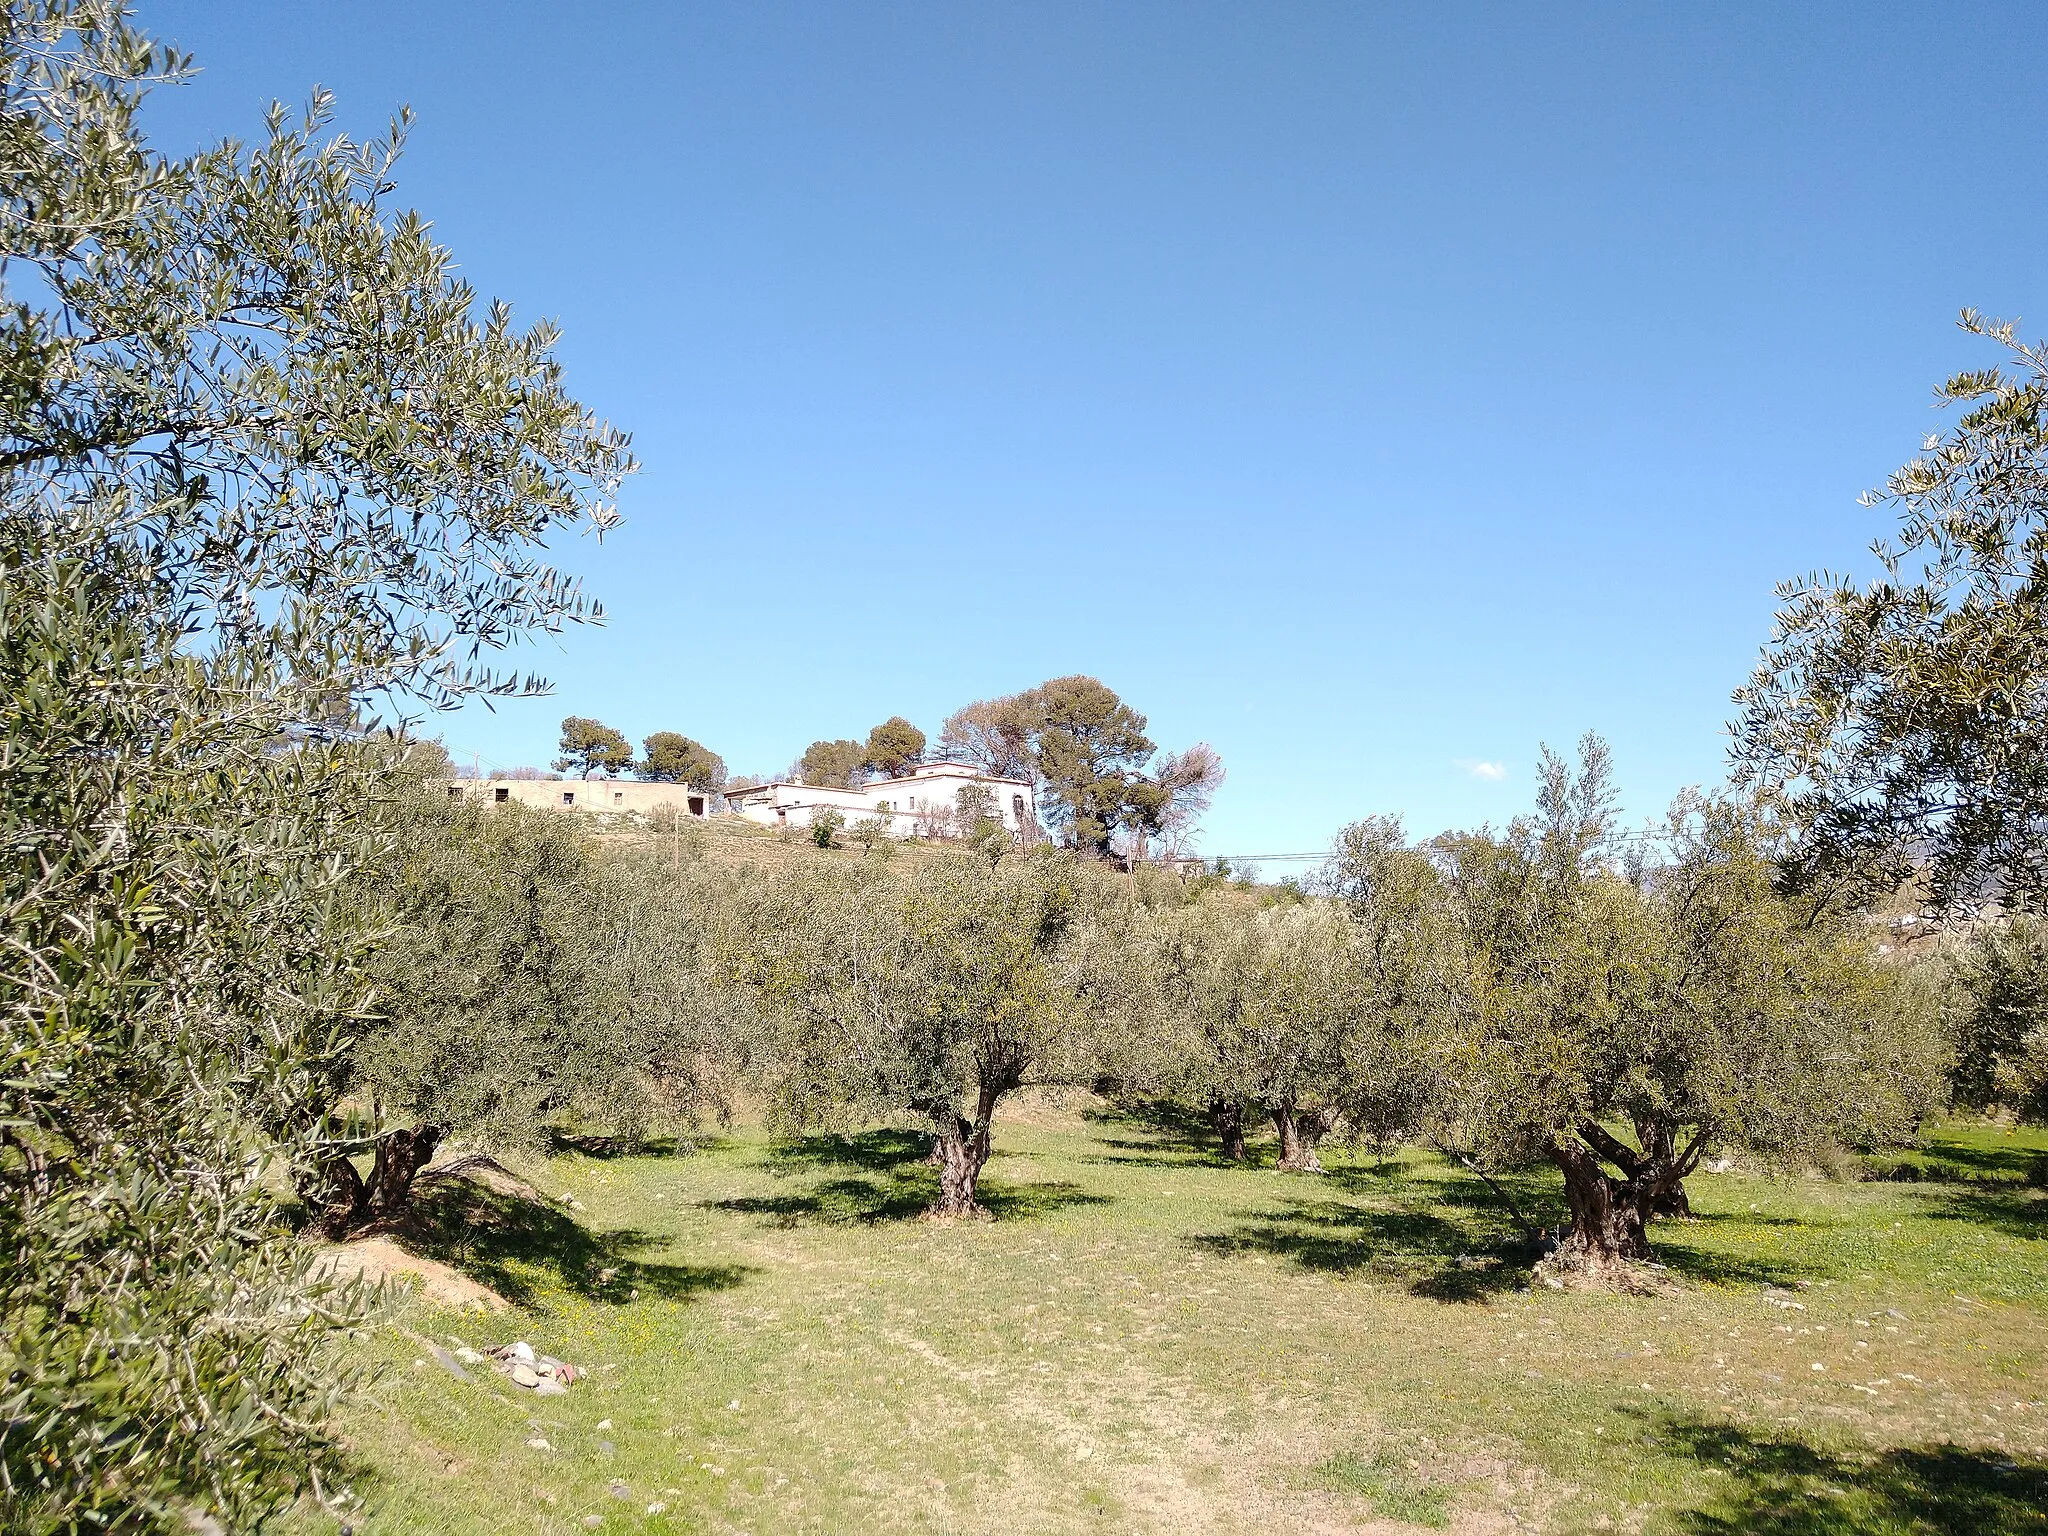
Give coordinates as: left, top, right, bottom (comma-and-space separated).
1309, 1448, 1452, 1526
296, 1112, 2048, 1535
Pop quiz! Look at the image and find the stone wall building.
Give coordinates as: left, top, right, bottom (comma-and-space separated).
440, 777, 717, 818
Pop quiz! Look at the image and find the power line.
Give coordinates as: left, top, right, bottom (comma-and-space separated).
1196, 852, 1327, 863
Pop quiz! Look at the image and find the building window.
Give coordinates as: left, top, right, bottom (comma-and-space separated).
614, 791, 624, 803
494, 786, 509, 803
688, 796, 705, 817
447, 786, 462, 799
1013, 794, 1026, 824
562, 791, 575, 806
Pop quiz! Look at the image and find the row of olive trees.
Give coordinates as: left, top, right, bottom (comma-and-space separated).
1118, 737, 1941, 1278
309, 789, 747, 1232
530, 734, 1924, 1278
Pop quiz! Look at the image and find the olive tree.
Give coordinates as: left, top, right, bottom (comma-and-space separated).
1432, 738, 1938, 1280
1734, 312, 2048, 918
0, 555, 387, 1532
727, 851, 1103, 1215
1943, 918, 2048, 1122
1144, 871, 1435, 1172
328, 796, 736, 1232
0, 3, 630, 1524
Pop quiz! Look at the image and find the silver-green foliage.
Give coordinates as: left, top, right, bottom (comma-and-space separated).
1943, 917, 2048, 1122
357, 797, 741, 1151
1, 1, 630, 1524
724, 851, 1111, 1212
1141, 890, 1434, 1166
1734, 311, 2048, 918
1429, 739, 1941, 1263
0, 554, 376, 1531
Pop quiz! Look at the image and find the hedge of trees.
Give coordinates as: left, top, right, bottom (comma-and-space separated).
345, 737, 1952, 1277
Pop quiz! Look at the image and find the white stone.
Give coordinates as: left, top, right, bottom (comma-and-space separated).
511, 1362, 540, 1388
509, 1341, 535, 1364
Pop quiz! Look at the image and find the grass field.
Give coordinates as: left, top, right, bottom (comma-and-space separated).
300, 1107, 2048, 1535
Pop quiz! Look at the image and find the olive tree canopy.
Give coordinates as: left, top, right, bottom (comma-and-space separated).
0, 3, 631, 1524
1735, 312, 2048, 918
726, 850, 1108, 1215
1433, 739, 1939, 1280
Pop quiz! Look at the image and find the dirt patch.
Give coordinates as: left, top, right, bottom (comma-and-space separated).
311, 1154, 564, 1311
414, 1151, 550, 1204
313, 1236, 508, 1311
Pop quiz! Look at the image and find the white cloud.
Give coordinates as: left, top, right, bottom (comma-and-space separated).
1457, 759, 1507, 782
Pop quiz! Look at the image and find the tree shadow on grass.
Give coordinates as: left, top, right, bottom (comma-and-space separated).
1900, 1134, 2045, 1182
1643, 1238, 1830, 1291
760, 1128, 934, 1174
1640, 1410, 2048, 1534
1081, 1098, 1252, 1168
1909, 1180, 2046, 1245
398, 1179, 753, 1311
713, 1130, 1109, 1226
546, 1129, 744, 1160
1192, 1170, 1820, 1299
1190, 1195, 1533, 1302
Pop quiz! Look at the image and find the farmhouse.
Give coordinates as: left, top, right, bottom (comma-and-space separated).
441, 778, 717, 818
724, 759, 1036, 840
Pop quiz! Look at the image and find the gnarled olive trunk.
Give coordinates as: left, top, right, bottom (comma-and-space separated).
928, 1112, 992, 1216
1207, 1097, 1248, 1161
1578, 1119, 1705, 1223
1546, 1119, 1713, 1274
1548, 1137, 1653, 1268
314, 1122, 445, 1238
1272, 1100, 1337, 1173
919, 1076, 1016, 1218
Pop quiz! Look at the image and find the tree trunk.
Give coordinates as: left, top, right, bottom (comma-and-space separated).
1272, 1101, 1336, 1173
922, 1082, 1004, 1218
927, 1112, 992, 1217
1649, 1174, 1694, 1219
1580, 1118, 1701, 1222
1547, 1138, 1653, 1269
1208, 1098, 1248, 1161
315, 1122, 445, 1237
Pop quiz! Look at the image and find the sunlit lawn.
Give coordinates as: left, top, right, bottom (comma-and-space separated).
297, 1110, 2048, 1534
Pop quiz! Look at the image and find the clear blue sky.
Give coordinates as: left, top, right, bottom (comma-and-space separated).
146, 2, 2048, 859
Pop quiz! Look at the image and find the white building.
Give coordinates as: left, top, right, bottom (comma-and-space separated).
723, 759, 1036, 841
